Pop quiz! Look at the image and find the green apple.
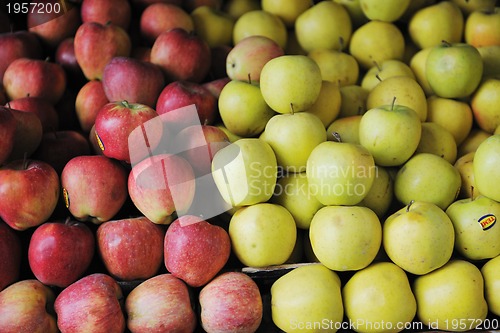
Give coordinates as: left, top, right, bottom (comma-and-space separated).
426, 96, 473, 146
477, 45, 500, 80
309, 205, 382, 271
338, 85, 369, 118
359, 103, 422, 167
400, 0, 438, 22
218, 80, 275, 137
358, 165, 394, 219
359, 0, 411, 22
454, 151, 481, 200
481, 255, 500, 316
409, 46, 435, 96
471, 78, 500, 133
228, 203, 296, 267
408, 1, 464, 49
232, 10, 287, 49
446, 195, 500, 260
473, 134, 500, 202
349, 20, 405, 70
457, 128, 491, 157
451, 0, 496, 15
326, 115, 362, 144
413, 260, 488, 331
342, 262, 417, 333
305, 80, 341, 127
383, 201, 455, 275
426, 42, 483, 99
191, 6, 235, 48
308, 49, 359, 87
261, 0, 311, 28
261, 112, 326, 173
222, 0, 261, 20
259, 55, 323, 114
294, 0, 352, 52
226, 35, 284, 83
271, 264, 343, 332
464, 6, 500, 48
366, 76, 428, 122
394, 153, 461, 210
361, 59, 415, 91
415, 122, 458, 164
211, 138, 277, 207
306, 140, 376, 206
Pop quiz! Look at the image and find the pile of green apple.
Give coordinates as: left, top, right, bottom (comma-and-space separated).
0, 0, 500, 332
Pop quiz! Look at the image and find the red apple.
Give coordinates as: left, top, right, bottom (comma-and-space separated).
164, 215, 231, 287
32, 130, 91, 174
0, 221, 22, 291
28, 218, 95, 288
55, 37, 86, 89
74, 21, 132, 80
0, 159, 59, 231
140, 3, 194, 45
75, 80, 109, 132
151, 27, 212, 83
125, 273, 197, 332
61, 155, 128, 224
102, 57, 165, 107
81, 0, 132, 30
5, 106, 43, 161
27, 1, 81, 49
156, 80, 217, 127
128, 154, 196, 224
0, 279, 57, 333
0, 106, 17, 165
199, 271, 263, 333
7, 96, 59, 133
95, 100, 163, 163
0, 31, 43, 82
54, 273, 125, 333
97, 216, 165, 281
203, 76, 231, 98
3, 58, 67, 104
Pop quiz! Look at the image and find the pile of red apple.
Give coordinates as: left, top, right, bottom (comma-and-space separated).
0, 0, 500, 332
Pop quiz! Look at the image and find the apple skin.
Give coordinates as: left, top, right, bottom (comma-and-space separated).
0, 31, 43, 83
81, 0, 132, 30
0, 106, 17, 165
164, 215, 231, 287
151, 28, 212, 83
199, 271, 263, 333
140, 3, 194, 45
61, 155, 128, 224
5, 106, 43, 161
202, 76, 231, 98
28, 219, 95, 288
7, 96, 59, 133
54, 273, 126, 333
74, 21, 132, 81
102, 57, 166, 107
125, 273, 197, 333
97, 216, 165, 281
0, 159, 59, 231
3, 58, 67, 105
156, 80, 217, 127
55, 37, 87, 89
0, 279, 57, 333
75, 80, 109, 133
0, 221, 21, 291
464, 7, 500, 48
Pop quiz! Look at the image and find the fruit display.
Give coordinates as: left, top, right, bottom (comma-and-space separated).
1, 0, 500, 332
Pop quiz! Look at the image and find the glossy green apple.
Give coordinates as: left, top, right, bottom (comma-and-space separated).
326, 115, 362, 144
473, 134, 500, 202
481, 255, 500, 316
409, 47, 435, 96
232, 10, 287, 49
191, 6, 235, 48
261, 0, 311, 28
308, 49, 359, 87
359, 0, 411, 22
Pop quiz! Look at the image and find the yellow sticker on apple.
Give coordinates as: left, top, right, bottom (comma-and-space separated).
62, 187, 70, 209
478, 214, 496, 231
95, 132, 105, 151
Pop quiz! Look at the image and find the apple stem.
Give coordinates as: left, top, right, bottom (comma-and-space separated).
373, 60, 381, 72
391, 96, 396, 111
338, 36, 344, 50
441, 40, 452, 47
22, 152, 28, 170
332, 132, 342, 143
470, 186, 475, 201
121, 100, 130, 109
289, 103, 295, 115
406, 200, 415, 212
247, 73, 252, 85
375, 74, 382, 82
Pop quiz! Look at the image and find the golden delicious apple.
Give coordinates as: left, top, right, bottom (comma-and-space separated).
211, 138, 277, 207
383, 201, 455, 275
232, 10, 287, 49
309, 205, 382, 271
228, 203, 296, 267
308, 49, 359, 87
191, 6, 235, 48
261, 0, 311, 28
359, 0, 411, 22
271, 264, 343, 333
413, 260, 488, 331
473, 134, 500, 202
471, 78, 500, 133
394, 153, 461, 210
306, 140, 376, 206
457, 128, 491, 157
366, 76, 428, 121
338, 85, 369, 118
259, 55, 323, 114
481, 255, 500, 316
222, 0, 261, 19
465, 7, 500, 47
359, 103, 422, 167
454, 151, 481, 200
326, 115, 362, 144
358, 165, 394, 218
333, 0, 368, 28
361, 59, 415, 91
409, 47, 435, 96
349, 20, 405, 70
446, 195, 500, 260
342, 262, 417, 333
408, 1, 464, 49
305, 80, 341, 127
426, 95, 473, 145
477, 45, 500, 80
415, 122, 458, 164
295, 0, 352, 52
